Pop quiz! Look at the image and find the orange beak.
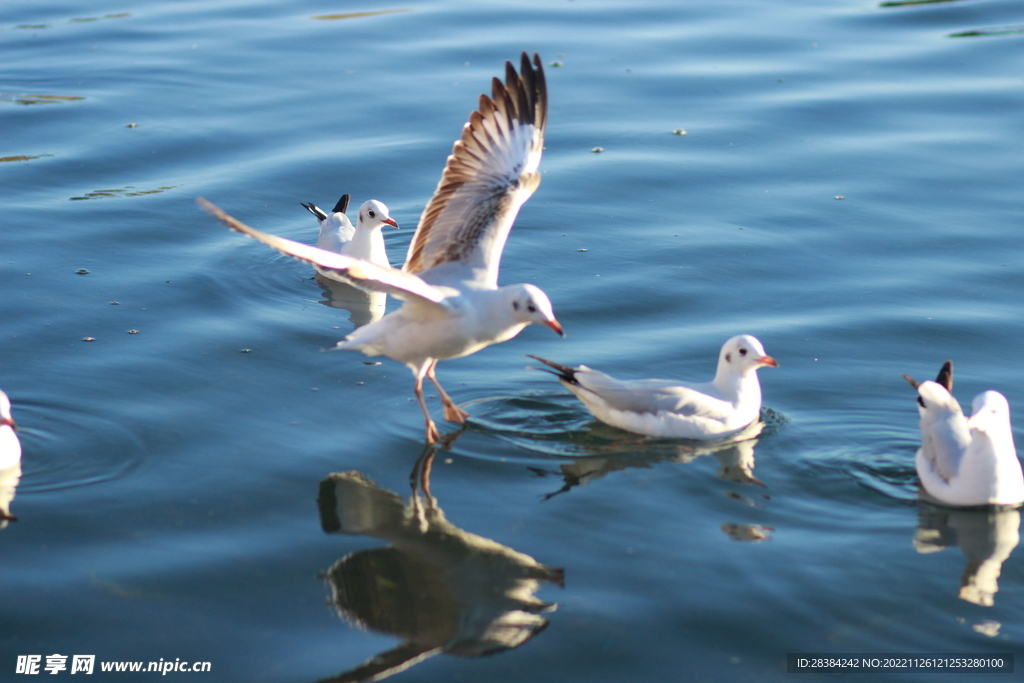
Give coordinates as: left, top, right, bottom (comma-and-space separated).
758, 355, 778, 368
1, 417, 15, 430
545, 319, 565, 338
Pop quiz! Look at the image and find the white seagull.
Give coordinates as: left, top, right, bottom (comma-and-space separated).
0, 390, 18, 471
903, 361, 1024, 507
200, 53, 562, 444
529, 335, 778, 439
0, 390, 20, 525
301, 193, 398, 266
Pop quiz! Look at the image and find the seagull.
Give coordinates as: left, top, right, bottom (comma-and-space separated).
200, 53, 562, 444
0, 390, 20, 525
301, 193, 398, 266
0, 390, 18, 471
902, 361, 1024, 507
528, 335, 777, 439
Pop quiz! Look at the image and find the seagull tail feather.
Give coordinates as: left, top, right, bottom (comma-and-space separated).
526, 355, 579, 385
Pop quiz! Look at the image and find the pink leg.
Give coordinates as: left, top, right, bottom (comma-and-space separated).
414, 371, 441, 445
427, 360, 469, 424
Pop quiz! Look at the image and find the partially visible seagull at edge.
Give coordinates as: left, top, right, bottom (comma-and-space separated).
529, 335, 777, 440
0, 389, 21, 525
200, 52, 563, 445
301, 192, 398, 265
903, 360, 1024, 507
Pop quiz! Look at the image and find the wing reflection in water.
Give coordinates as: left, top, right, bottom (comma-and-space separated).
0, 460, 20, 529
914, 501, 1021, 606
315, 275, 386, 329
535, 420, 766, 501
315, 452, 563, 682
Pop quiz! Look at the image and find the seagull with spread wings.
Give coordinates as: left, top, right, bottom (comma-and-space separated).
200, 53, 562, 444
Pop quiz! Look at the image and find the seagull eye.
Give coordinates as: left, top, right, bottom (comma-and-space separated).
739, 348, 748, 356
527, 303, 537, 313
368, 210, 376, 218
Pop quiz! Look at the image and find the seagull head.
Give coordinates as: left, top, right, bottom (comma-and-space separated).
967, 390, 1011, 434
719, 335, 777, 376
508, 284, 564, 337
356, 200, 399, 231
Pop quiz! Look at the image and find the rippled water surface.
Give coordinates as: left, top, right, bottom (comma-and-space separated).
4, 0, 1024, 680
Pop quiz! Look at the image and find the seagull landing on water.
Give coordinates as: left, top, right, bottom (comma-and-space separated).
529, 335, 777, 440
301, 193, 398, 267
200, 53, 562, 445
902, 361, 1024, 507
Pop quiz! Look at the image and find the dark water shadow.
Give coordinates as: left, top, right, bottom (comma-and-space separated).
948, 25, 1024, 38
879, 0, 968, 7
314, 451, 563, 682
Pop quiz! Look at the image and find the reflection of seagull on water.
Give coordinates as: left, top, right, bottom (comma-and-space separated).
914, 502, 1020, 607
201, 53, 563, 445
903, 360, 1024, 507
529, 335, 776, 439
301, 193, 398, 265
315, 466, 562, 683
0, 389, 21, 527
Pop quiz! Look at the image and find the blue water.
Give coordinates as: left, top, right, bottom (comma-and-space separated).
3, 0, 1024, 680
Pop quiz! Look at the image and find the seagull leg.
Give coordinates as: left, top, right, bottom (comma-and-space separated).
414, 371, 442, 445
427, 360, 469, 424
409, 443, 438, 510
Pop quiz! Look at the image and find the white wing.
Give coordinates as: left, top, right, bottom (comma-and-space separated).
403, 52, 547, 288
574, 371, 731, 420
916, 381, 971, 482
530, 357, 731, 419
198, 198, 455, 310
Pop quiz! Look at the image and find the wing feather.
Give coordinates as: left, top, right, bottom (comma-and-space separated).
403, 52, 547, 287
198, 197, 454, 309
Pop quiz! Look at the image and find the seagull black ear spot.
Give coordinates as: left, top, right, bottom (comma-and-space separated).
725, 353, 731, 363
917, 396, 925, 408
512, 301, 520, 311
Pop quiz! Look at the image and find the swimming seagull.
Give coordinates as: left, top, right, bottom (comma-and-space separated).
200, 53, 562, 444
301, 193, 398, 266
0, 390, 20, 524
0, 390, 18, 470
902, 361, 1024, 507
528, 335, 777, 439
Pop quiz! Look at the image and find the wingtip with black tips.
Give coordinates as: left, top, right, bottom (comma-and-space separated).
301, 202, 328, 222
526, 354, 578, 385
331, 193, 351, 215
935, 360, 953, 392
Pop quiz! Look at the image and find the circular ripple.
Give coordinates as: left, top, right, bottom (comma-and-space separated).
13, 398, 145, 493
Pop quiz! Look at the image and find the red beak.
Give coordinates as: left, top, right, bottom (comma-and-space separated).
758, 355, 778, 368
545, 319, 565, 338
1, 417, 16, 430
384, 218, 399, 229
